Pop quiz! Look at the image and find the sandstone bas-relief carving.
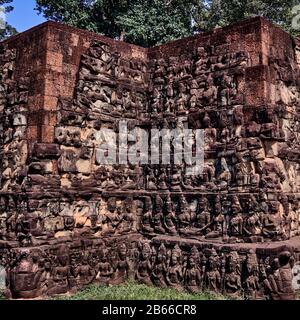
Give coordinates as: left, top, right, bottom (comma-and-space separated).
0, 17, 300, 299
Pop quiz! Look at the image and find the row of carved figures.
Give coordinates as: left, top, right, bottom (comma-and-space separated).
1, 190, 299, 245
140, 194, 299, 242
2, 241, 296, 300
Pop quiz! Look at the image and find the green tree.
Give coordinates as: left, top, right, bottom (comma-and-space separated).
35, 0, 300, 47
116, 0, 197, 47
35, 0, 200, 46
195, 0, 300, 35
0, 0, 17, 40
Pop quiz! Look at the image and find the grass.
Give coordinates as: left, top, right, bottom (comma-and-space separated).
53, 281, 232, 301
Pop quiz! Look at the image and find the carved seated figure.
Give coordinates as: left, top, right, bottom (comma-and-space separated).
153, 58, 166, 85
153, 195, 165, 234
151, 87, 163, 114
260, 161, 285, 191
48, 246, 70, 296
163, 196, 177, 235
234, 153, 251, 187
123, 90, 137, 118
170, 167, 182, 192
262, 201, 284, 241
117, 197, 135, 234
141, 197, 154, 235
157, 168, 169, 190
74, 254, 95, 287
147, 168, 158, 190
195, 197, 211, 233
202, 74, 217, 106
182, 175, 194, 191
189, 79, 199, 109
228, 196, 243, 239
176, 82, 188, 114
195, 47, 208, 76
102, 197, 120, 236
205, 197, 225, 240
15, 212, 32, 247
177, 195, 194, 236
243, 197, 262, 239
103, 168, 123, 191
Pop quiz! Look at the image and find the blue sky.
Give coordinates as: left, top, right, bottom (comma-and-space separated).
6, 0, 46, 32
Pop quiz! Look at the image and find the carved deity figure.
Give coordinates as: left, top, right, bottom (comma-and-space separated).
243, 251, 260, 300
223, 252, 241, 297
48, 245, 70, 296
262, 201, 284, 241
243, 202, 262, 238
203, 249, 221, 293
164, 196, 177, 235
97, 248, 113, 284
184, 246, 202, 293
151, 244, 168, 288
195, 197, 211, 232
166, 245, 183, 290
136, 242, 152, 286
111, 244, 130, 285
153, 195, 165, 234
205, 197, 225, 239
117, 197, 135, 234
103, 197, 120, 236
141, 197, 154, 234
228, 196, 243, 238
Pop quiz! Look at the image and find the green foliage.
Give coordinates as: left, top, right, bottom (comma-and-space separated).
0, 0, 17, 40
197, 0, 300, 35
0, 22, 17, 40
35, 0, 300, 46
116, 0, 194, 47
53, 281, 233, 300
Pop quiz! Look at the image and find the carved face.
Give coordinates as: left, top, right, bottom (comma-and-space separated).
198, 199, 207, 211
157, 252, 165, 263
171, 254, 178, 265
119, 244, 127, 259
59, 254, 69, 267
107, 198, 117, 212
189, 257, 196, 268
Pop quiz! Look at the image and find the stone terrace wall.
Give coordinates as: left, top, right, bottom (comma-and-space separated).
0, 17, 300, 300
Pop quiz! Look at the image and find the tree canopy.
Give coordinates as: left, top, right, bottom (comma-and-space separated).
0, 0, 17, 40
33, 0, 300, 47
